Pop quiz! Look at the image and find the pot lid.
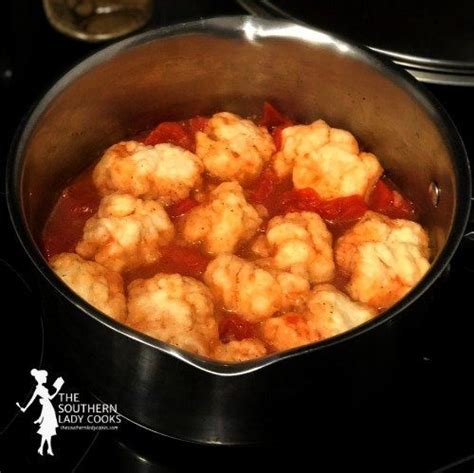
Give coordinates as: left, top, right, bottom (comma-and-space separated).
238, 0, 474, 85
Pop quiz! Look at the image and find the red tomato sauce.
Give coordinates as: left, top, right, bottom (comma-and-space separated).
42, 169, 100, 260
218, 313, 257, 343
41, 103, 419, 349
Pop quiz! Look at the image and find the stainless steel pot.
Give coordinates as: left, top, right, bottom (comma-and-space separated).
6, 16, 471, 444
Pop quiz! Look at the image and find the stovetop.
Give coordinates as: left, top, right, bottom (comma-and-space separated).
1, 1, 474, 472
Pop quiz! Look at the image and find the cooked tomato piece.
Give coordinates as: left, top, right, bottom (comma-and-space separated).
368, 179, 392, 210
42, 172, 99, 259
279, 188, 322, 214
219, 314, 256, 342
260, 102, 293, 129
369, 179, 415, 220
248, 167, 294, 217
144, 122, 194, 150
159, 245, 210, 279
166, 197, 199, 218
390, 191, 416, 219
278, 188, 368, 224
259, 102, 293, 150
249, 166, 280, 204
187, 116, 209, 134
272, 126, 286, 151
316, 195, 368, 223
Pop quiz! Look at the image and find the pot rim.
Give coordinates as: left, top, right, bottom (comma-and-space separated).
6, 15, 472, 377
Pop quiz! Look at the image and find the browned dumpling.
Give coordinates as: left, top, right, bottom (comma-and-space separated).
93, 141, 203, 204
261, 313, 319, 352
262, 285, 376, 350
51, 253, 126, 321
204, 255, 309, 323
305, 284, 376, 338
204, 254, 283, 322
273, 120, 361, 177
254, 211, 335, 283
127, 273, 218, 357
76, 193, 174, 272
196, 112, 275, 183
335, 212, 430, 308
181, 182, 261, 255
293, 146, 382, 200
272, 119, 333, 178
273, 119, 382, 200
213, 339, 267, 362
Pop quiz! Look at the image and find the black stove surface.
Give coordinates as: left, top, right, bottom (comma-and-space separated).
1, 2, 474, 472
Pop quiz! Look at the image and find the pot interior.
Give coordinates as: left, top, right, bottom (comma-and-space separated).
17, 18, 460, 270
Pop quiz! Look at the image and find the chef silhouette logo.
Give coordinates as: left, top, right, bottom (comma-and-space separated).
16, 368, 64, 456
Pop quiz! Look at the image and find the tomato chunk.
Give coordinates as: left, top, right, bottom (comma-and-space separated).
316, 195, 368, 223
260, 102, 293, 129
279, 188, 322, 214
143, 116, 209, 152
166, 197, 199, 219
259, 103, 293, 151
187, 116, 209, 134
249, 167, 280, 205
272, 126, 286, 151
144, 122, 194, 151
219, 314, 256, 343
279, 188, 368, 224
368, 179, 392, 210
42, 172, 99, 259
248, 166, 294, 217
159, 245, 210, 279
369, 179, 415, 220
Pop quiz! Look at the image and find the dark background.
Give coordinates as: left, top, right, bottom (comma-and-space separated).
1, 1, 474, 472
